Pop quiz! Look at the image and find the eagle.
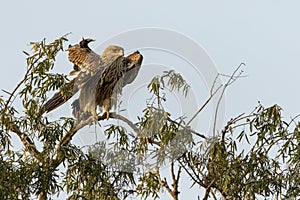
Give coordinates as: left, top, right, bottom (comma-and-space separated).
43, 38, 143, 121
72, 45, 125, 120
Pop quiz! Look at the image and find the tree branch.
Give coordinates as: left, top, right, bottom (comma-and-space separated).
153, 167, 175, 199
110, 112, 140, 134
213, 63, 245, 135
170, 161, 181, 200
4, 55, 41, 111
187, 84, 222, 127
10, 123, 42, 162
177, 154, 206, 188
52, 112, 140, 168
221, 112, 245, 143
167, 116, 206, 139
153, 162, 181, 200
203, 178, 216, 200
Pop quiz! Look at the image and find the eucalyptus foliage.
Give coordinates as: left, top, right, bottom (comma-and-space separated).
0, 36, 299, 200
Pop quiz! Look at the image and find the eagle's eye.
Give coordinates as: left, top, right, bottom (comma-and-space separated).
114, 49, 122, 53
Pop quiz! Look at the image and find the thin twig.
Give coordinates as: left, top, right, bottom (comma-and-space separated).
4, 56, 41, 111
210, 74, 221, 96
211, 189, 217, 200
177, 155, 206, 187
218, 73, 248, 79
203, 178, 216, 200
187, 84, 223, 127
213, 63, 245, 136
167, 117, 206, 139
286, 113, 300, 131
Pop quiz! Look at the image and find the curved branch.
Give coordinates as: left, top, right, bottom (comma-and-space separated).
221, 113, 245, 143
110, 112, 140, 134
10, 123, 42, 162
153, 167, 174, 199
52, 112, 140, 168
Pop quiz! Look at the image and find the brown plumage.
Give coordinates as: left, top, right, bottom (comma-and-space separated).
74, 45, 124, 120
43, 41, 143, 121
43, 38, 99, 113
67, 38, 96, 76
42, 78, 77, 113
75, 48, 144, 119
123, 51, 143, 86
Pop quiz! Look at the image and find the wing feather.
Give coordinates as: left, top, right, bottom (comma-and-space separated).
123, 51, 143, 86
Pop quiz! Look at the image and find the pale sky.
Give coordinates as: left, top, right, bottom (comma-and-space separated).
1, 1, 300, 199
1, 0, 300, 117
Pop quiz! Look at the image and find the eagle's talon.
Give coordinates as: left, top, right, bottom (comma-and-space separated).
105, 111, 110, 120
100, 111, 109, 120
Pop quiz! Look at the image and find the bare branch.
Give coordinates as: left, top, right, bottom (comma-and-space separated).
187, 84, 223, 127
153, 167, 175, 199
167, 116, 206, 139
3, 56, 41, 111
10, 123, 42, 162
211, 189, 217, 200
203, 178, 216, 200
170, 162, 181, 200
110, 112, 140, 134
177, 155, 206, 188
213, 63, 246, 135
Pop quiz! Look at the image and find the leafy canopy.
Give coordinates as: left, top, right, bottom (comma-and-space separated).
0, 36, 299, 200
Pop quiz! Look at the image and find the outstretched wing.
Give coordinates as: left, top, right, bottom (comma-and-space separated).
94, 51, 143, 117
43, 43, 103, 113
123, 51, 143, 86
68, 38, 95, 74
42, 78, 76, 113
68, 45, 91, 68
73, 53, 103, 90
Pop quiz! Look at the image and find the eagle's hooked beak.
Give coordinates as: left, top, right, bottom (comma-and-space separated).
86, 38, 96, 43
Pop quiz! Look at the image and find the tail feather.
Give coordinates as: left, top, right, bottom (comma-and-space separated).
71, 99, 80, 119
43, 78, 77, 113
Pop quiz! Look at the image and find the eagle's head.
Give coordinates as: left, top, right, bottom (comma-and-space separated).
101, 45, 124, 61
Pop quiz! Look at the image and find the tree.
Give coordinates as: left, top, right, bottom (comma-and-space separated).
0, 36, 299, 200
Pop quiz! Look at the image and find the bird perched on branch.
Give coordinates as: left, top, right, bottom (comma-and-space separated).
43, 38, 143, 121
72, 45, 125, 120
